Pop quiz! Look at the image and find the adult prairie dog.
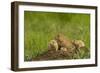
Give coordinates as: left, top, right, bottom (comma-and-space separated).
55, 34, 75, 51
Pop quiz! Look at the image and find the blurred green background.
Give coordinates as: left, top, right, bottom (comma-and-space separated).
24, 11, 90, 61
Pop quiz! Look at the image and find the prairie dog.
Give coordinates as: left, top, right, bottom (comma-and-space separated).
48, 40, 58, 51
73, 40, 85, 49
55, 34, 75, 51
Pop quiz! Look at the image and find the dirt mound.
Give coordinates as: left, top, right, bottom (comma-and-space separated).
33, 49, 75, 61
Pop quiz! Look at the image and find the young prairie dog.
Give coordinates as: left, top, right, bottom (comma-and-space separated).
48, 40, 58, 51
72, 40, 85, 49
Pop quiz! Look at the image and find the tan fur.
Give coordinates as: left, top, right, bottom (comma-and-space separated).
73, 40, 85, 49
60, 47, 68, 52
55, 34, 75, 51
48, 40, 58, 51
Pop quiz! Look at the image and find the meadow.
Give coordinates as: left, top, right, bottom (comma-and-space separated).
24, 11, 90, 61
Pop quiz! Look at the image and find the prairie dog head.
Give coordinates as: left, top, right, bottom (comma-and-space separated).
73, 40, 85, 49
48, 40, 58, 51
55, 33, 66, 42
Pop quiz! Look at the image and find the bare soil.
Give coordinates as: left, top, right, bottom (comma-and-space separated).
33, 49, 75, 61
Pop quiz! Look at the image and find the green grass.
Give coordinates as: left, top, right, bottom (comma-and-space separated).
24, 11, 90, 61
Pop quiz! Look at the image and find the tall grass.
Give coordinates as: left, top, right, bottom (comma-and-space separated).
24, 11, 90, 61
